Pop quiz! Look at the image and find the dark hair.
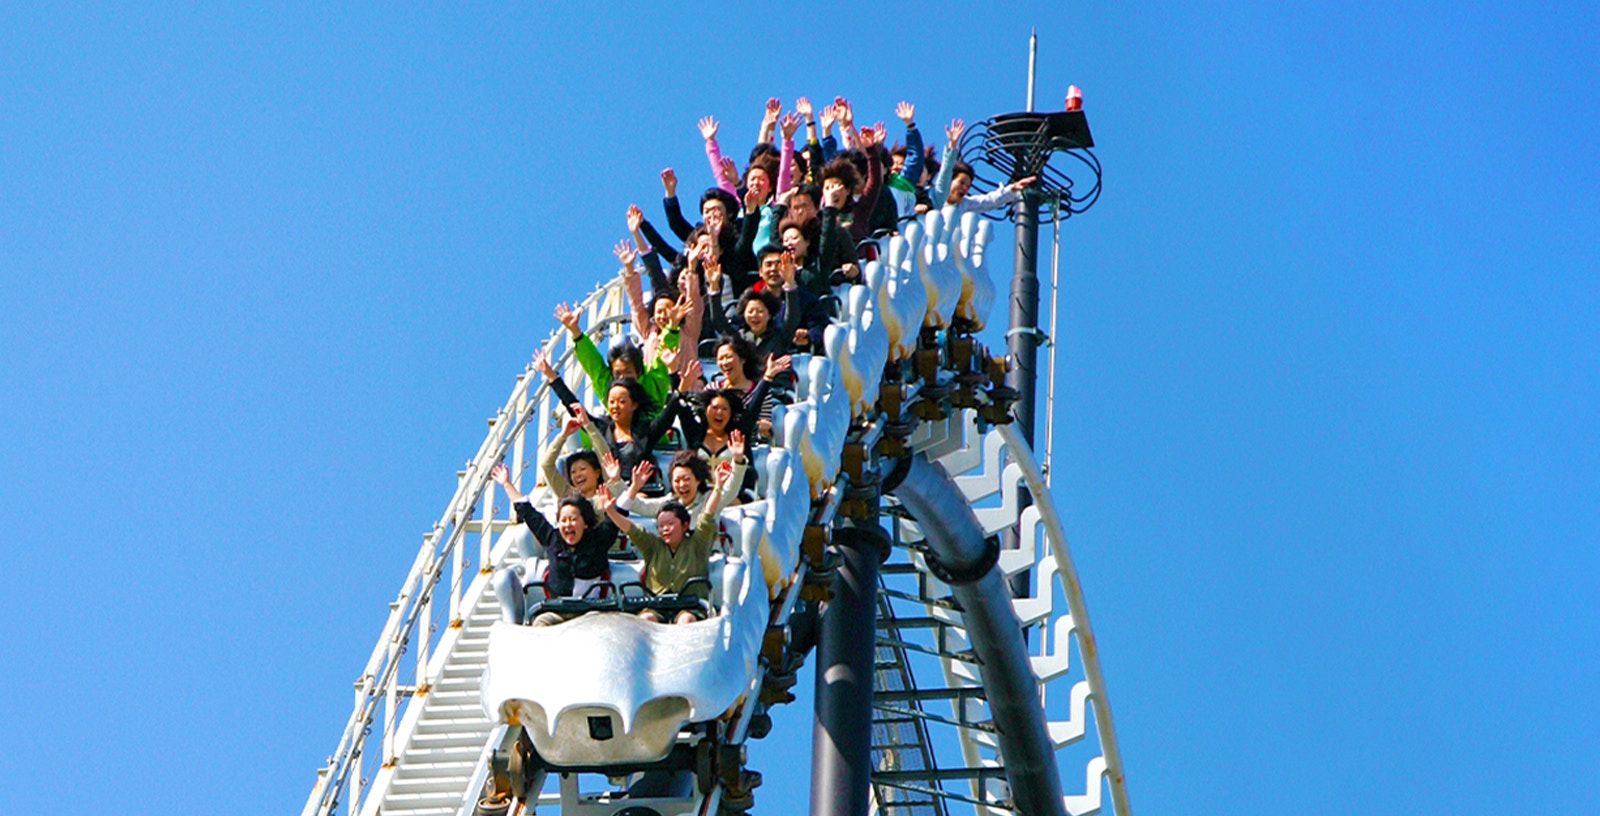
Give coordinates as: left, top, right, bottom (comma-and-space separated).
822, 157, 861, 193
704, 389, 747, 433
756, 243, 785, 264
697, 190, 741, 250
684, 223, 713, 250
557, 492, 598, 530
716, 334, 762, 382
736, 289, 780, 332
793, 148, 812, 184
951, 160, 974, 181
564, 449, 601, 481
699, 188, 738, 216
778, 214, 819, 255
747, 142, 780, 165
650, 292, 676, 317
666, 449, 712, 493
745, 156, 778, 188
607, 340, 645, 378
674, 224, 720, 276
922, 146, 940, 179
606, 376, 652, 419
791, 183, 822, 209
872, 143, 893, 173
657, 500, 692, 527
890, 143, 908, 161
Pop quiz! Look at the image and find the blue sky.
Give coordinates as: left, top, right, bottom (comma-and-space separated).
2, 2, 1596, 814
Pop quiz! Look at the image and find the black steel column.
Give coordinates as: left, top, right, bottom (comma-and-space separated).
808, 523, 885, 816
1008, 185, 1043, 443
1004, 186, 1044, 599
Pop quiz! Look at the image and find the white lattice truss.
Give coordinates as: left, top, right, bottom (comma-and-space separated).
300, 207, 1130, 816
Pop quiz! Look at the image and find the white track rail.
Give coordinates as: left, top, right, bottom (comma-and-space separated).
873, 413, 1128, 816
303, 210, 1129, 816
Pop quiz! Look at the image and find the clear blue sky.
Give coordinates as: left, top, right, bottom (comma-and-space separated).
2, 3, 1595, 814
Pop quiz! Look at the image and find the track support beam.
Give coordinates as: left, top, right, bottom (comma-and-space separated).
891, 454, 1067, 816
809, 522, 888, 816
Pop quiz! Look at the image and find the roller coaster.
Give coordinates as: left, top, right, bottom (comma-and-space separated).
300, 106, 1129, 816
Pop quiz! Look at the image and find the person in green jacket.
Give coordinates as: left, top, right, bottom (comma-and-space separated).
555, 302, 673, 417
552, 243, 705, 418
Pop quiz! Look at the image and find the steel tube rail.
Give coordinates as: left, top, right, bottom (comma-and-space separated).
302, 281, 628, 816
996, 423, 1131, 816
891, 455, 1066, 816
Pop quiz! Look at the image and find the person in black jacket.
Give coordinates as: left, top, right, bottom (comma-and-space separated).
670, 350, 788, 464
706, 248, 802, 363
489, 462, 619, 626
534, 353, 678, 481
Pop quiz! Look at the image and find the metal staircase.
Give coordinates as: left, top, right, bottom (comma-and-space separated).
362, 580, 501, 816
864, 414, 1122, 816
303, 225, 1129, 816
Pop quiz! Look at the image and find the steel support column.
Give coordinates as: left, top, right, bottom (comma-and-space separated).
1005, 186, 1044, 599
1008, 186, 1043, 442
809, 522, 887, 816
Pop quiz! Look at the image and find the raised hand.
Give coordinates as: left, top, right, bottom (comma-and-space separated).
779, 111, 801, 141
895, 101, 915, 124
681, 357, 705, 391
744, 184, 764, 214
658, 345, 679, 370
564, 411, 588, 437
659, 168, 677, 197
728, 429, 746, 461
795, 96, 813, 119
595, 481, 614, 506
861, 122, 885, 147
763, 97, 781, 124
778, 250, 797, 287
764, 353, 792, 381
714, 459, 736, 489
945, 117, 965, 148
671, 292, 696, 324
491, 462, 512, 487
532, 349, 558, 381
613, 240, 637, 272
630, 459, 656, 491
819, 101, 837, 132
1006, 175, 1038, 192
698, 116, 720, 141
626, 203, 645, 235
554, 302, 582, 336
835, 97, 854, 128
822, 182, 848, 209
703, 254, 723, 292
719, 156, 740, 188
601, 451, 622, 483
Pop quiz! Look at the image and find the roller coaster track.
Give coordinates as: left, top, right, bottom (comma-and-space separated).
300, 207, 1129, 816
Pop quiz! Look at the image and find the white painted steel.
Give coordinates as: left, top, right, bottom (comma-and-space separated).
873, 413, 1127, 816
306, 200, 1131, 816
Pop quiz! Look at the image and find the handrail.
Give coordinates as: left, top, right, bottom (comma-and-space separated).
996, 422, 1131, 816
301, 277, 630, 816
303, 202, 1129, 816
